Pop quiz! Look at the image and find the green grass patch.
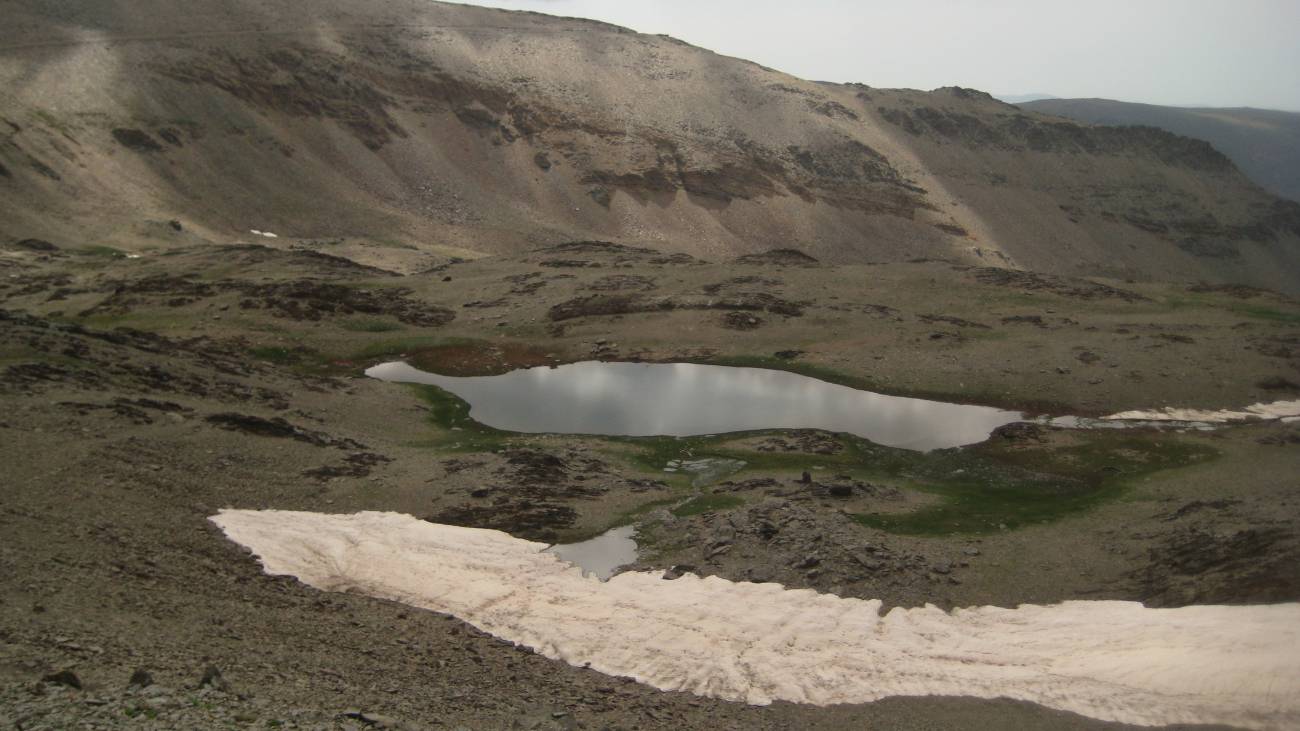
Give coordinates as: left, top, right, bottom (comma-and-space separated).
672, 494, 745, 517
410, 383, 511, 452
851, 434, 1217, 535
1230, 304, 1300, 324
248, 345, 300, 364
245, 344, 344, 376
77, 245, 127, 259
613, 434, 720, 472
614, 427, 1218, 535
387, 361, 1219, 537
349, 336, 466, 365
1159, 294, 1299, 325
614, 497, 682, 524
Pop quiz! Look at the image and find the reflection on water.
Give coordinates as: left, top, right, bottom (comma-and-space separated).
544, 525, 638, 580
368, 360, 1024, 450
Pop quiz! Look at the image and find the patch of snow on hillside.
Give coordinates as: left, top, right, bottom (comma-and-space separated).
211, 509, 1300, 730
1105, 399, 1300, 422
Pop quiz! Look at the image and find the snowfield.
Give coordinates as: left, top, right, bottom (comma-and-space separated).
1104, 399, 1300, 423
212, 509, 1300, 730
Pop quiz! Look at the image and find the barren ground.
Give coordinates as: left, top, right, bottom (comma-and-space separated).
2, 236, 1297, 729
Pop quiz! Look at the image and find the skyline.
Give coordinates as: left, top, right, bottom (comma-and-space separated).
449, 0, 1300, 112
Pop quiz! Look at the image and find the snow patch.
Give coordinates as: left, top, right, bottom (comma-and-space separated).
249, 229, 278, 238
1104, 400, 1300, 423
210, 509, 1300, 730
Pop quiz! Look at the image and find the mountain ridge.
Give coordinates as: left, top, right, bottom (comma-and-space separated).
1023, 97, 1300, 204
2, 0, 1298, 291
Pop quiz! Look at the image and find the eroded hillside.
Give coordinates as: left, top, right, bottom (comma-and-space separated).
2, 0, 1299, 290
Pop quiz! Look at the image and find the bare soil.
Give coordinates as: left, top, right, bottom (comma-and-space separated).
2, 236, 1296, 729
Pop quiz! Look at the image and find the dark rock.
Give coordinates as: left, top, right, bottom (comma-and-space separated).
206, 413, 364, 450
429, 502, 577, 542
1134, 526, 1300, 606
1258, 376, 1300, 391
585, 274, 656, 292
168, 220, 183, 231
733, 249, 819, 266
973, 268, 1148, 302
756, 432, 845, 456
773, 350, 804, 360
588, 186, 611, 208
14, 238, 58, 252
157, 128, 184, 146
919, 314, 989, 329
800, 471, 812, 484
1164, 500, 1239, 522
714, 477, 780, 492
501, 449, 570, 484
548, 292, 802, 322
1187, 282, 1277, 299
128, 668, 154, 689
342, 710, 403, 728
302, 451, 392, 481
991, 422, 1048, 442
662, 564, 696, 580
721, 311, 763, 330
533, 152, 552, 170
198, 665, 229, 692
827, 483, 853, 498
42, 670, 82, 689
793, 555, 820, 570
1257, 430, 1300, 446
454, 106, 500, 130
111, 128, 164, 152
701, 275, 783, 296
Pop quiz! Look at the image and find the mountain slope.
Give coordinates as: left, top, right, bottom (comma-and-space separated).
1023, 98, 1300, 203
2, 0, 1299, 290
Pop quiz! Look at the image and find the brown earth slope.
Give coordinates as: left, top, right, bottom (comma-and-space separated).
1, 0, 1299, 291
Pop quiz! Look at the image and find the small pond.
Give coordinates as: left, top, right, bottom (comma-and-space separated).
367, 360, 1024, 450
544, 525, 638, 580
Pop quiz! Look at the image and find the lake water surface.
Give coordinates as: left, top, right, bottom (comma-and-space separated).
367, 360, 1024, 450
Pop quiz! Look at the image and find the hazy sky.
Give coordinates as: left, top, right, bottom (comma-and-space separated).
448, 0, 1300, 111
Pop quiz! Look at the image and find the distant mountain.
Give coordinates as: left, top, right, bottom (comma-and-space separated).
1022, 99, 1300, 202
995, 93, 1060, 105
